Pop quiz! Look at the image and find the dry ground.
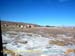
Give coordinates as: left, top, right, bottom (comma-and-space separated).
1, 27, 75, 45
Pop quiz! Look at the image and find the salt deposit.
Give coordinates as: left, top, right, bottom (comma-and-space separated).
2, 31, 75, 56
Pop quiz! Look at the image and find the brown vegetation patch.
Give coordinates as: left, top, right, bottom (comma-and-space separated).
49, 40, 65, 46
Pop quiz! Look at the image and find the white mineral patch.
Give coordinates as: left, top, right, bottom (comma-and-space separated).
2, 31, 75, 56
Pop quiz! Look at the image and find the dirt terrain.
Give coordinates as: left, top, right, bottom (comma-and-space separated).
1, 21, 75, 56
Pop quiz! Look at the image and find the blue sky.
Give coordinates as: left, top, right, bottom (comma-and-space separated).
1, 0, 75, 26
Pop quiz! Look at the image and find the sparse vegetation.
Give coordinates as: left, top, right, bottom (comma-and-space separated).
49, 40, 65, 46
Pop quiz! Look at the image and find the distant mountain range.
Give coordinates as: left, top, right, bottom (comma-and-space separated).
1, 20, 75, 28
1, 20, 41, 27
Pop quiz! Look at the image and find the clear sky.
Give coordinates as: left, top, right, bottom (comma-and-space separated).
1, 0, 75, 26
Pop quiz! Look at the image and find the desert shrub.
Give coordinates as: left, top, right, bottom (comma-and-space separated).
64, 49, 75, 54
74, 49, 75, 53
49, 40, 65, 46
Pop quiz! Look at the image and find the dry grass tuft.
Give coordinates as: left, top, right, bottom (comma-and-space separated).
49, 40, 65, 46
